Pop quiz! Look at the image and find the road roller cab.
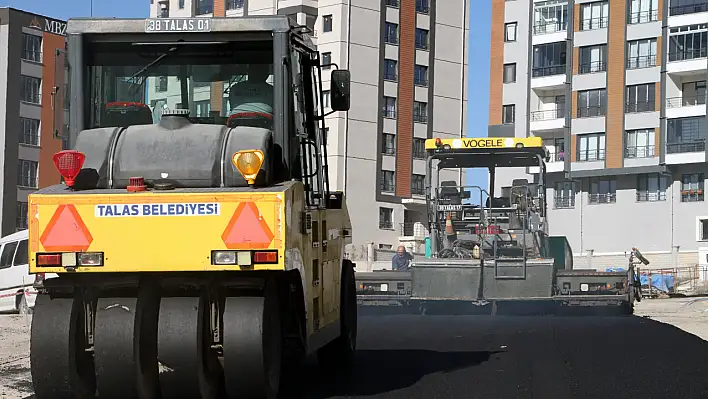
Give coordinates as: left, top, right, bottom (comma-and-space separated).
28, 16, 357, 399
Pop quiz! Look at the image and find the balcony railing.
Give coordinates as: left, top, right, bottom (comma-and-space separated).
532, 64, 566, 78
413, 113, 428, 123
530, 108, 565, 121
669, 48, 708, 62
554, 197, 575, 209
669, 3, 708, 16
385, 0, 399, 6
226, 0, 244, 9
379, 220, 393, 229
628, 9, 659, 24
666, 95, 707, 108
625, 102, 655, 113
681, 188, 704, 202
383, 72, 397, 81
414, 78, 428, 87
21, 50, 42, 63
625, 145, 655, 158
589, 193, 616, 204
382, 109, 396, 118
399, 222, 430, 237
626, 55, 657, 69
637, 191, 666, 202
381, 146, 395, 156
666, 140, 706, 154
580, 17, 608, 31
579, 60, 606, 74
532, 21, 568, 35
551, 151, 566, 162
577, 149, 606, 162
21, 93, 41, 105
576, 105, 606, 118
380, 183, 395, 193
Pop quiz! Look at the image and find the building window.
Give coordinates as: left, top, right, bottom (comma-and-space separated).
155, 76, 168, 92
379, 207, 394, 229
413, 101, 428, 123
667, 116, 706, 153
415, 28, 429, 50
669, 24, 708, 62
416, 0, 430, 13
382, 133, 396, 155
532, 42, 566, 77
578, 44, 607, 73
384, 59, 397, 81
627, 38, 657, 69
384, 22, 399, 44
195, 100, 211, 117
682, 173, 704, 202
16, 202, 28, 231
385, 0, 399, 7
195, 0, 213, 15
577, 88, 606, 118
382, 96, 396, 118
22, 34, 42, 63
505, 22, 517, 42
226, 0, 244, 10
628, 0, 659, 24
20, 76, 41, 104
577, 133, 606, 161
554, 181, 575, 208
413, 138, 426, 159
533, 0, 569, 35
670, 0, 708, 16
380, 171, 395, 193
637, 173, 667, 201
625, 83, 656, 113
179, 0, 185, 8
322, 90, 331, 108
322, 52, 332, 69
502, 104, 515, 124
580, 1, 609, 31
412, 174, 425, 195
503, 63, 516, 83
18, 159, 38, 189
20, 118, 40, 146
625, 129, 655, 158
414, 65, 428, 86
322, 15, 333, 32
589, 178, 616, 204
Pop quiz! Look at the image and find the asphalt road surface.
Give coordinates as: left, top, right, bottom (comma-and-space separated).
16, 307, 708, 399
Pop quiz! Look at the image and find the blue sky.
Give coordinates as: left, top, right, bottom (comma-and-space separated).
4, 0, 491, 188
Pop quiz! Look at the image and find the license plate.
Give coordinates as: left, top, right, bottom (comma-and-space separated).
145, 18, 212, 33
438, 204, 462, 211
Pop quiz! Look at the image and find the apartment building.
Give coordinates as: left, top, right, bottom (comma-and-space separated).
0, 8, 67, 236
148, 0, 470, 252
489, 0, 708, 268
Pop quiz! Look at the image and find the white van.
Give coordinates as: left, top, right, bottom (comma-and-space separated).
0, 230, 56, 313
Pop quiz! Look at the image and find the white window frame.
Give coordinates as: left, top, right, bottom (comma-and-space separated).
696, 216, 708, 241
505, 22, 517, 42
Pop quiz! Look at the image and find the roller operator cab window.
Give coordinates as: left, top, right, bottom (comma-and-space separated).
83, 39, 274, 130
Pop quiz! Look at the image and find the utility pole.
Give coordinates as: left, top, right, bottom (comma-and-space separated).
90, 0, 94, 17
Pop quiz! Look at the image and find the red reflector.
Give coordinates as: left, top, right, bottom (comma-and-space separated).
127, 176, 146, 192
53, 150, 86, 188
37, 254, 61, 266
35, 272, 46, 284
253, 251, 277, 263
435, 138, 442, 147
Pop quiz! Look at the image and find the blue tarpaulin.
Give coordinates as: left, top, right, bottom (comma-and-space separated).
604, 267, 675, 292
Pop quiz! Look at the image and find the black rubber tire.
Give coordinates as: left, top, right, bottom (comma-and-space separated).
223, 282, 282, 399
30, 293, 95, 399
94, 288, 160, 399
157, 295, 223, 399
317, 260, 357, 370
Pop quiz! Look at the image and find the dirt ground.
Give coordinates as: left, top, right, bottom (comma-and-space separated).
2, 298, 708, 399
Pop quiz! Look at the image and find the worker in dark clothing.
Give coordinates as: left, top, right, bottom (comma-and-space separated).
391, 245, 413, 271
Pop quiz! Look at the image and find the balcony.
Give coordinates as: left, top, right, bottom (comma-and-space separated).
667, 49, 708, 75
625, 145, 655, 159
21, 50, 42, 64
579, 61, 607, 74
588, 193, 616, 204
546, 151, 565, 173
627, 10, 659, 24
399, 222, 429, 238
666, 95, 707, 118
681, 188, 704, 202
530, 108, 565, 131
554, 197, 575, 209
665, 139, 706, 164
531, 65, 567, 90
625, 102, 655, 113
580, 17, 608, 31
626, 55, 657, 70
576, 105, 606, 119
636, 191, 666, 202
577, 149, 606, 162
531, 21, 567, 45
669, 2, 708, 17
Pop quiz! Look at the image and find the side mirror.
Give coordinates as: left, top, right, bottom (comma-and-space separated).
330, 69, 351, 112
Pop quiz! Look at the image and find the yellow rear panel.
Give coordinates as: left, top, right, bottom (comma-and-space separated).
28, 190, 285, 273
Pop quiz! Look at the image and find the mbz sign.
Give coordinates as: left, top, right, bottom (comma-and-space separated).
28, 17, 67, 36
45, 19, 67, 36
